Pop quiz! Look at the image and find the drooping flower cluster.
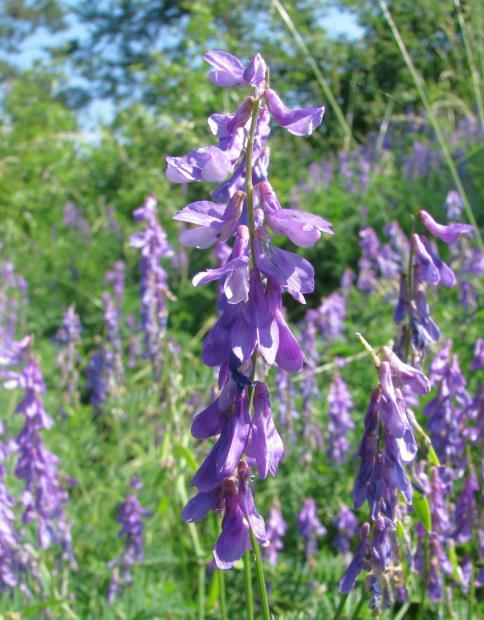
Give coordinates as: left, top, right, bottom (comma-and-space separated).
0, 261, 28, 352
333, 504, 359, 558
327, 367, 354, 463
168, 50, 330, 568
414, 467, 453, 602
105, 260, 126, 314
2, 348, 74, 566
0, 421, 34, 594
108, 476, 150, 603
297, 498, 326, 560
357, 225, 403, 294
340, 346, 431, 608
63, 201, 90, 241
130, 195, 173, 379
265, 501, 287, 566
55, 305, 82, 408
102, 291, 124, 386
424, 341, 473, 469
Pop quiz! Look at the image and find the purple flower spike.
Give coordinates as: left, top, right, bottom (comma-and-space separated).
174, 48, 329, 570
166, 146, 233, 184
108, 481, 150, 603
297, 498, 326, 558
265, 502, 287, 565
257, 181, 332, 247
418, 210, 474, 244
265, 88, 325, 136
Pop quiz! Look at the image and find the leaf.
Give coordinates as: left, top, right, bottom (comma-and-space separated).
428, 446, 441, 467
173, 444, 198, 470
413, 493, 432, 533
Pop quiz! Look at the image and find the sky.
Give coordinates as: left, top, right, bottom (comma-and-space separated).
2, 6, 363, 130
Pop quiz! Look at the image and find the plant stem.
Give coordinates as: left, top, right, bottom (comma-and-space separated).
198, 561, 206, 620
350, 591, 366, 619
177, 476, 206, 620
219, 569, 228, 620
245, 95, 261, 266
378, 0, 482, 248
454, 0, 484, 131
243, 550, 254, 620
249, 529, 271, 620
331, 592, 349, 620
417, 533, 429, 620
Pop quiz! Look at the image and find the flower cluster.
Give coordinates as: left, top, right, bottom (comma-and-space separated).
108, 476, 150, 602
340, 346, 431, 607
393, 210, 474, 361
2, 348, 74, 566
333, 504, 358, 558
0, 261, 28, 352
297, 498, 326, 559
55, 305, 82, 408
265, 501, 287, 566
130, 195, 173, 379
167, 50, 330, 568
424, 341, 473, 469
327, 367, 354, 463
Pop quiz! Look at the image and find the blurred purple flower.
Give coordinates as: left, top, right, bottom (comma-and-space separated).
108, 477, 151, 602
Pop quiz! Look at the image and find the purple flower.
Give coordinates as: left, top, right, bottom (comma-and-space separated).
453, 470, 478, 543
173, 192, 244, 249
297, 498, 326, 558
105, 261, 125, 312
314, 292, 346, 341
108, 477, 151, 602
265, 502, 287, 565
327, 369, 354, 463
418, 210, 474, 244
3, 354, 75, 564
445, 190, 464, 220
257, 181, 332, 247
204, 51, 266, 90
333, 504, 359, 555
166, 146, 234, 184
55, 305, 82, 407
471, 338, 484, 370
130, 195, 173, 378
264, 88, 325, 136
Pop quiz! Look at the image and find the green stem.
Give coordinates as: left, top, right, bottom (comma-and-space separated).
468, 559, 475, 620
417, 534, 429, 620
177, 476, 205, 620
219, 569, 228, 620
378, 0, 482, 248
331, 592, 349, 620
243, 550, 254, 620
198, 561, 206, 620
245, 95, 261, 266
454, 0, 484, 131
350, 591, 366, 620
249, 529, 271, 620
